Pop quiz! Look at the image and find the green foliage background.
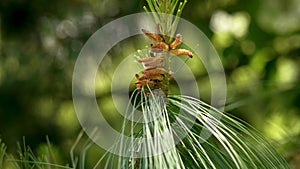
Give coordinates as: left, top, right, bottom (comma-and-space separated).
0, 0, 299, 168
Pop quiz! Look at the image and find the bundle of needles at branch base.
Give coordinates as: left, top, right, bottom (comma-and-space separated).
98, 0, 290, 168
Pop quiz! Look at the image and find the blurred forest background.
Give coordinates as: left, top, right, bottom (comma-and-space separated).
0, 0, 299, 168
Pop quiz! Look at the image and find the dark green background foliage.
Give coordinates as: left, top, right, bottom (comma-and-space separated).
0, 0, 299, 167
